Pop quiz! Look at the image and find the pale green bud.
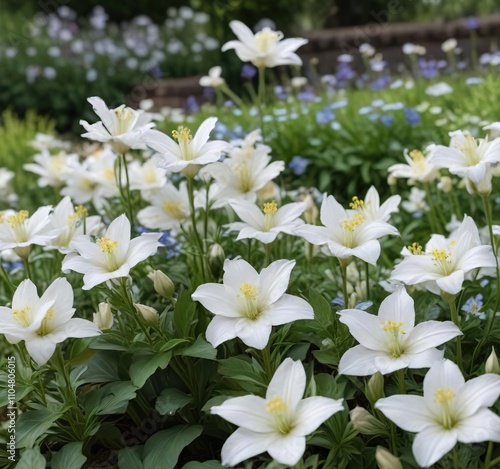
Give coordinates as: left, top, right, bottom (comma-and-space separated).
93, 302, 113, 330
486, 347, 500, 374
375, 446, 403, 469
350, 406, 387, 436
134, 303, 159, 326
148, 270, 175, 300
366, 372, 384, 404
208, 243, 225, 278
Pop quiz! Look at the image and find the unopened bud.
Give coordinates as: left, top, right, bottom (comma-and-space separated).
208, 243, 225, 278
134, 303, 159, 326
300, 192, 318, 225
350, 406, 387, 436
93, 302, 113, 330
148, 270, 174, 300
375, 446, 403, 469
437, 176, 453, 193
366, 372, 384, 404
486, 347, 500, 374
387, 174, 397, 186
348, 292, 357, 309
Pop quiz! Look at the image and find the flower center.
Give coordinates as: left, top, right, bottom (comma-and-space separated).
8, 210, 29, 242
49, 155, 65, 174
382, 320, 406, 357
430, 248, 453, 275
434, 387, 456, 429
452, 135, 481, 166
409, 149, 427, 172
341, 213, 365, 248
349, 196, 364, 210
36, 307, 54, 336
97, 236, 120, 270
13, 306, 31, 327
172, 127, 194, 161
408, 242, 423, 255
262, 201, 278, 231
266, 396, 293, 434
238, 282, 260, 319
114, 105, 135, 135
255, 28, 283, 53
162, 201, 186, 220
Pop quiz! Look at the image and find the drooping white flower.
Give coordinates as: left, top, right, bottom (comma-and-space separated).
226, 199, 305, 244
211, 358, 344, 467
137, 182, 190, 232
391, 216, 496, 295
0, 206, 56, 258
294, 194, 399, 265
338, 288, 461, 376
427, 130, 500, 185
192, 258, 313, 349
222, 21, 308, 68
388, 149, 440, 184
62, 214, 162, 290
23, 150, 79, 188
142, 117, 229, 177
199, 66, 225, 88
376, 359, 500, 467
46, 196, 102, 254
80, 96, 155, 153
0, 278, 100, 366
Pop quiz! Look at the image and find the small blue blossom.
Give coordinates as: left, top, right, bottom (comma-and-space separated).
289, 156, 310, 175
274, 86, 288, 100
380, 114, 394, 126
465, 16, 479, 30
404, 107, 420, 126
331, 99, 348, 109
186, 95, 199, 113
298, 87, 315, 101
462, 294, 485, 320
159, 231, 182, 258
315, 106, 335, 124
241, 64, 257, 79
370, 75, 391, 91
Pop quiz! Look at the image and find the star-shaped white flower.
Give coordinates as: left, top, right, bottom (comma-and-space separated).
222, 21, 308, 68
338, 288, 462, 376
0, 278, 100, 366
227, 199, 305, 244
142, 117, 229, 177
62, 214, 161, 290
376, 359, 500, 467
199, 66, 225, 88
388, 149, 440, 184
211, 358, 344, 467
391, 216, 496, 295
192, 258, 313, 349
23, 150, 79, 188
351, 186, 401, 223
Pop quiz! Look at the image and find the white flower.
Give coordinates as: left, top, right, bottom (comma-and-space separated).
359, 43, 375, 58
23, 150, 78, 188
227, 199, 305, 244
137, 182, 190, 232
391, 216, 496, 295
376, 359, 500, 467
47, 196, 102, 254
402, 43, 426, 55
211, 358, 344, 466
338, 288, 461, 376
222, 20, 308, 68
351, 186, 401, 223
62, 214, 162, 290
294, 194, 399, 265
0, 278, 100, 366
143, 117, 229, 177
441, 38, 457, 53
425, 82, 453, 96
128, 156, 167, 193
80, 96, 155, 153
388, 149, 440, 184
401, 187, 428, 214
192, 258, 313, 349
31, 133, 70, 152
93, 303, 113, 330
0, 206, 55, 258
427, 130, 500, 185
199, 66, 225, 88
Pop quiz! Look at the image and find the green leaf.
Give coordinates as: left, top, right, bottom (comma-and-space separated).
182, 461, 224, 469
17, 409, 61, 449
218, 356, 267, 393
118, 447, 143, 469
201, 395, 230, 413
16, 448, 46, 469
129, 350, 172, 388
173, 290, 197, 338
314, 373, 346, 399
83, 381, 138, 416
156, 388, 193, 416
179, 335, 217, 360
77, 351, 122, 384
142, 425, 203, 469
51, 442, 86, 469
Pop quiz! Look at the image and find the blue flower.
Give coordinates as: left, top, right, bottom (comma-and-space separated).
370, 75, 391, 91
315, 106, 335, 124
159, 231, 182, 259
289, 156, 309, 175
241, 64, 257, 79
404, 107, 420, 126
186, 95, 199, 113
465, 16, 479, 30
298, 87, 315, 102
380, 114, 394, 126
462, 294, 485, 320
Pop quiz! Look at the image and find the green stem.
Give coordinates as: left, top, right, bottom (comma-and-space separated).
389, 422, 398, 456
221, 84, 245, 108
261, 343, 273, 382
423, 182, 441, 233
264, 243, 273, 268
482, 194, 500, 313
339, 258, 349, 308
121, 153, 134, 224
23, 258, 32, 280
452, 446, 460, 469
446, 294, 463, 373
187, 176, 206, 282
396, 368, 406, 394
364, 261, 370, 299
484, 441, 494, 469
0, 262, 16, 295
257, 66, 266, 141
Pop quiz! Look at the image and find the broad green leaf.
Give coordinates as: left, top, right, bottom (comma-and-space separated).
314, 373, 346, 399
118, 447, 143, 469
142, 425, 202, 469
218, 357, 267, 393
51, 442, 86, 469
129, 350, 172, 388
179, 335, 217, 360
182, 461, 224, 469
17, 409, 61, 448
173, 290, 197, 338
77, 351, 121, 384
16, 448, 46, 469
156, 388, 193, 416
83, 381, 138, 416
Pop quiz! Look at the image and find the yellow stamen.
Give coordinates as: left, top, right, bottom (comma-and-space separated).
408, 242, 423, 255
238, 283, 260, 319
341, 213, 365, 231
8, 210, 29, 227
434, 388, 455, 403
239, 283, 258, 300
0, 213, 4, 224
255, 28, 283, 53
162, 201, 186, 220
172, 127, 192, 142
36, 307, 54, 336
349, 196, 365, 210
96, 237, 118, 253
263, 201, 278, 215
266, 396, 286, 414
13, 306, 31, 328
409, 149, 425, 162
430, 248, 449, 261
383, 320, 405, 334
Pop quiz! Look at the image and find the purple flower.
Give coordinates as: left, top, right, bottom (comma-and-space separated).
274, 86, 288, 100
186, 95, 199, 113
465, 16, 479, 30
370, 75, 391, 91
241, 64, 257, 79
418, 58, 439, 79
380, 114, 394, 126
315, 106, 335, 124
298, 87, 315, 101
404, 108, 420, 126
289, 156, 309, 175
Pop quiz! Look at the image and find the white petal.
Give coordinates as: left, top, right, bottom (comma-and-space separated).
106, 214, 131, 262
205, 315, 238, 348
405, 348, 444, 369
259, 259, 295, 305
235, 319, 272, 350
126, 233, 161, 267
267, 434, 306, 466
349, 240, 381, 265
229, 199, 265, 229
405, 321, 461, 354
192, 284, 240, 318
39, 277, 75, 328
456, 409, 500, 443
266, 358, 305, 409
220, 428, 274, 467
374, 354, 411, 374
265, 294, 314, 325
222, 258, 259, 291
211, 395, 273, 431
320, 195, 345, 228
294, 225, 329, 245
191, 117, 218, 155
25, 336, 57, 366
455, 374, 500, 418
337, 309, 386, 350
375, 395, 433, 432
338, 345, 378, 376
293, 397, 344, 435
378, 287, 415, 330
54, 318, 101, 339
412, 426, 457, 468
423, 360, 464, 404
435, 270, 465, 295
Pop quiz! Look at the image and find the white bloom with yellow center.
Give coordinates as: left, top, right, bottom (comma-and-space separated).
294, 194, 399, 265
226, 199, 305, 244
143, 117, 229, 176
376, 359, 500, 467
427, 130, 500, 184
128, 156, 167, 193
192, 258, 313, 349
0, 278, 100, 366
388, 149, 440, 184
211, 358, 344, 466
222, 21, 308, 68
199, 66, 225, 88
80, 96, 155, 153
338, 288, 461, 376
351, 186, 401, 223
137, 181, 190, 232
391, 216, 496, 295
62, 214, 162, 290
23, 150, 79, 188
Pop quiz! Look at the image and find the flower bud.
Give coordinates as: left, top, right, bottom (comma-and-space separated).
93, 302, 113, 330
350, 407, 387, 436
486, 347, 500, 374
300, 191, 318, 225
366, 372, 384, 404
375, 446, 403, 469
148, 270, 174, 300
437, 176, 453, 193
208, 243, 225, 279
134, 303, 159, 326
